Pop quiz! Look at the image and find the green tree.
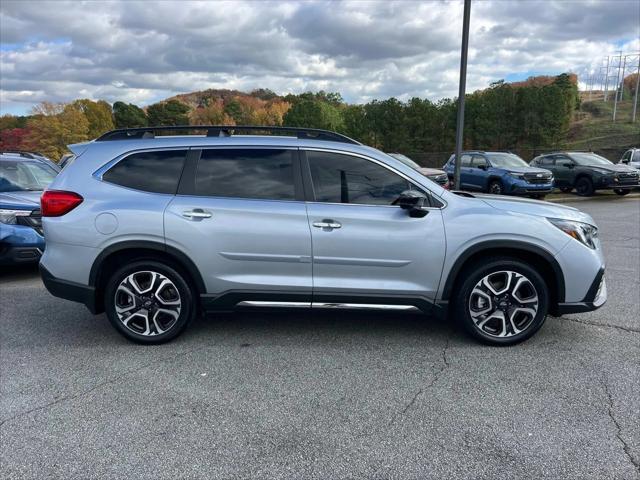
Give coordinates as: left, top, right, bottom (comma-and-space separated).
283, 99, 343, 131
341, 104, 369, 143
113, 102, 148, 128
146, 100, 190, 126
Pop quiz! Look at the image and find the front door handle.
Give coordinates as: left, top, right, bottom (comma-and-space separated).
313, 219, 342, 230
182, 209, 212, 220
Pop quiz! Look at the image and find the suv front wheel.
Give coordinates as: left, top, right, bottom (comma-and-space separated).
453, 257, 549, 345
104, 260, 196, 344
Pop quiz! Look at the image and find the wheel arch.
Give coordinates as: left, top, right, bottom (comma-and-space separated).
89, 240, 206, 313
441, 240, 565, 306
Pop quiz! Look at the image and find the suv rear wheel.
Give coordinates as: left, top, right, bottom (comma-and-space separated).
575, 177, 594, 196
453, 257, 549, 345
104, 260, 196, 344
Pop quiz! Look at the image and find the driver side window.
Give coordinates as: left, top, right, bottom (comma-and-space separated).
307, 151, 420, 205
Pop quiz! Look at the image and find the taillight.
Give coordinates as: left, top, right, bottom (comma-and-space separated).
41, 190, 83, 217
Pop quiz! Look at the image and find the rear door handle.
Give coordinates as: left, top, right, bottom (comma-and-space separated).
182, 209, 212, 220
313, 219, 342, 230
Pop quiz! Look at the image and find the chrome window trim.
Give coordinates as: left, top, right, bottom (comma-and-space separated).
93, 146, 191, 180
302, 147, 447, 209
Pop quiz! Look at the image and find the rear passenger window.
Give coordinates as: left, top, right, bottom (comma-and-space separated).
539, 157, 555, 166
103, 150, 187, 194
307, 151, 414, 205
195, 149, 295, 200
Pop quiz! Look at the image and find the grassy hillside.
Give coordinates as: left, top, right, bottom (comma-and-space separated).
567, 92, 639, 158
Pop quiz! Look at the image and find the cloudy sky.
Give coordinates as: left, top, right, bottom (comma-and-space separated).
1, 0, 639, 115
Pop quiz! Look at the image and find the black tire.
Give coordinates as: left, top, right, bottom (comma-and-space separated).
104, 260, 196, 344
575, 177, 594, 196
453, 257, 549, 346
613, 189, 631, 196
488, 180, 504, 195
559, 187, 572, 193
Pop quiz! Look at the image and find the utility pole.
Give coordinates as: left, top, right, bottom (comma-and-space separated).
613, 52, 622, 121
453, 0, 471, 191
633, 55, 640, 123
618, 55, 627, 101
603, 56, 611, 101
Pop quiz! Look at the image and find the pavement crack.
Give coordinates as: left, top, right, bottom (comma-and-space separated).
386, 335, 451, 428
601, 379, 640, 476
558, 316, 640, 334
0, 348, 200, 429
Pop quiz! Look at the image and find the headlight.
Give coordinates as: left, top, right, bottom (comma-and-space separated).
508, 172, 525, 179
0, 208, 32, 224
548, 218, 598, 249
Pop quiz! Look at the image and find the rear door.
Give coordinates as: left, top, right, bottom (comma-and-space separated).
302, 149, 446, 308
164, 147, 312, 305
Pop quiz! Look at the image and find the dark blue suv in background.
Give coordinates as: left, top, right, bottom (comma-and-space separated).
443, 151, 554, 198
0, 153, 59, 265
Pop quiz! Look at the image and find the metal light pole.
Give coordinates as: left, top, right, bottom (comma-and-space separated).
453, 0, 471, 191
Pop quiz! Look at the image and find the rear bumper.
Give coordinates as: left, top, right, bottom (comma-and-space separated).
40, 264, 99, 314
552, 268, 606, 315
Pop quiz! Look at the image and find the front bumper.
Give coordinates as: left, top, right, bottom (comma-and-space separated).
508, 180, 554, 195
553, 268, 607, 315
0, 224, 45, 265
40, 265, 98, 314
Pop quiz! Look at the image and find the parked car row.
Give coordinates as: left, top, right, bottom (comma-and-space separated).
403, 149, 640, 198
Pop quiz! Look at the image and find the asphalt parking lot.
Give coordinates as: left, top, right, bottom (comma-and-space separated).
1, 194, 639, 480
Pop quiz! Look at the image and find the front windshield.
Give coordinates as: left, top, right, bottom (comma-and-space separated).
0, 160, 57, 192
486, 153, 528, 168
388, 153, 422, 171
570, 153, 613, 166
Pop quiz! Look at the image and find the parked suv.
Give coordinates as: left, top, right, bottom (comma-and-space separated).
619, 148, 640, 171
443, 151, 554, 198
387, 153, 449, 188
0, 153, 58, 265
531, 151, 639, 196
40, 126, 606, 346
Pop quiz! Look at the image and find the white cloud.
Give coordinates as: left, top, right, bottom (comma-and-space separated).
0, 0, 638, 114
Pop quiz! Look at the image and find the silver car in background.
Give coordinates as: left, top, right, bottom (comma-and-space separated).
40, 126, 606, 345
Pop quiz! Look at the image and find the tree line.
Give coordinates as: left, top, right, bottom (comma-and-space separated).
0, 74, 580, 161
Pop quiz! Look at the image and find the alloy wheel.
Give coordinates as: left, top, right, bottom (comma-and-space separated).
114, 271, 182, 336
468, 270, 539, 338
489, 182, 503, 194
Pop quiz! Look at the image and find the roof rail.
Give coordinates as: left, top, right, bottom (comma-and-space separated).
95, 125, 361, 145
0, 150, 46, 159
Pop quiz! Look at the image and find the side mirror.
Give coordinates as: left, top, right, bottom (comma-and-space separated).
562, 162, 574, 168
394, 190, 429, 218
621, 159, 629, 164
477, 164, 487, 170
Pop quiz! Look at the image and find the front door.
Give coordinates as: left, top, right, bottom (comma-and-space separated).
165, 148, 312, 304
302, 150, 446, 308
551, 155, 575, 187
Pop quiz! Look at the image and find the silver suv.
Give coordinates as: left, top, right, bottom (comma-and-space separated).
40, 126, 606, 345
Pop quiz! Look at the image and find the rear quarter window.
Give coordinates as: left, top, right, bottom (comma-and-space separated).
102, 150, 187, 194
